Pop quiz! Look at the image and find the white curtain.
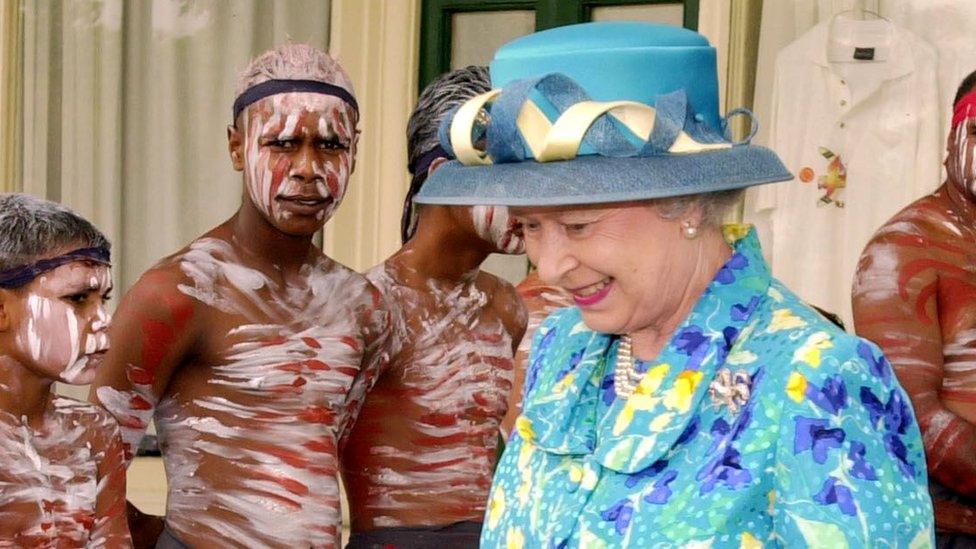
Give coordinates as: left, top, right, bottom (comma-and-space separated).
22, 0, 332, 295
21, 0, 331, 400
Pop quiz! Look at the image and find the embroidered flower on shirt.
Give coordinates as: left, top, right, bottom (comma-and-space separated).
600, 498, 634, 536
794, 416, 845, 463
554, 348, 584, 383
848, 440, 878, 481
625, 459, 669, 488
816, 146, 846, 208
715, 253, 749, 285
674, 326, 711, 370
792, 331, 833, 367
488, 486, 507, 529
806, 374, 848, 415
814, 476, 858, 516
860, 387, 916, 478
643, 470, 679, 504
525, 327, 557, 393
730, 296, 761, 322
857, 342, 892, 386
601, 372, 616, 405
697, 387, 760, 494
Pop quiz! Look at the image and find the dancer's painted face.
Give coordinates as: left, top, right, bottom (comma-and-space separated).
231, 92, 358, 235
950, 115, 976, 197
948, 91, 976, 197
470, 205, 525, 255
4, 259, 112, 384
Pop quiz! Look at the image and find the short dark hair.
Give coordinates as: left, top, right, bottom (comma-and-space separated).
400, 66, 491, 243
954, 69, 976, 107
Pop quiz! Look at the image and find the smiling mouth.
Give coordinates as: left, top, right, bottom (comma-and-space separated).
571, 277, 614, 306
574, 278, 611, 297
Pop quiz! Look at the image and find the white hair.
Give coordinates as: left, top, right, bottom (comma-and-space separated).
655, 189, 744, 227
235, 43, 354, 97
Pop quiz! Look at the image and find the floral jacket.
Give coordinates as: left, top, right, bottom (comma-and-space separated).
482, 226, 933, 548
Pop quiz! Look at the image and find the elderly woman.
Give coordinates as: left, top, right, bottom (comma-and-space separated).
414, 22, 934, 547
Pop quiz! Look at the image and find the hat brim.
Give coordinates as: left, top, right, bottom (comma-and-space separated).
414, 145, 792, 206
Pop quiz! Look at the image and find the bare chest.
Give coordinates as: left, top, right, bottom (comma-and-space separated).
0, 418, 96, 541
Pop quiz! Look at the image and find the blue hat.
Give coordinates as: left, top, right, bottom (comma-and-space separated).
413, 22, 792, 207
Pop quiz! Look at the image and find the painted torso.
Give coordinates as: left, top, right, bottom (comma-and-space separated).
854, 183, 976, 529
0, 397, 127, 547
97, 232, 387, 548
341, 260, 524, 530
855, 185, 976, 417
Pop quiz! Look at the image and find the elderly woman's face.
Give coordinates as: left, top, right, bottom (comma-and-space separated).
513, 202, 698, 335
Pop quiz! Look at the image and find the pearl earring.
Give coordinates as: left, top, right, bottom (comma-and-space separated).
682, 220, 699, 239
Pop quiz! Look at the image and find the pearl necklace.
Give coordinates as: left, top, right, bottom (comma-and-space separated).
613, 335, 644, 399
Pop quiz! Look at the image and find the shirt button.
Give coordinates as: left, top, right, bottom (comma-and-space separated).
840, 99, 847, 107
840, 79, 847, 85
839, 122, 846, 129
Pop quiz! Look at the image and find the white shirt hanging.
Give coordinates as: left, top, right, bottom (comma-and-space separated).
745, 17, 940, 327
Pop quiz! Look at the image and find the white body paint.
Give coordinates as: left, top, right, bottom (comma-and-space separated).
0, 398, 123, 546
471, 205, 524, 254
99, 237, 385, 547
953, 105, 976, 194
343, 263, 516, 527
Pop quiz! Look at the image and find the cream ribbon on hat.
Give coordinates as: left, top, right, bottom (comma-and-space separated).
449, 91, 731, 166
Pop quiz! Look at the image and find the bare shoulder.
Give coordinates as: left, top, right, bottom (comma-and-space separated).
868, 193, 957, 246
318, 257, 388, 341
321, 256, 383, 307
477, 271, 527, 333
115, 247, 200, 330
860, 192, 965, 277
362, 260, 400, 296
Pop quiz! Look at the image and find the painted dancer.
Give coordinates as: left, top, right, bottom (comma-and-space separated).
0, 193, 129, 547
854, 71, 976, 543
89, 44, 389, 548
341, 66, 527, 548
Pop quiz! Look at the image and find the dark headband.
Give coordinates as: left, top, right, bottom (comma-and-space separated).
408, 144, 450, 177
0, 246, 111, 289
232, 79, 358, 123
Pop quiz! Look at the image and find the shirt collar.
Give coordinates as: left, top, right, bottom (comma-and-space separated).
803, 19, 915, 82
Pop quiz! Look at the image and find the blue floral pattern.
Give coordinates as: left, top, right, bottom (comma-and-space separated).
483, 226, 933, 548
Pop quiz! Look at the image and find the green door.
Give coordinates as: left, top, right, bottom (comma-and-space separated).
419, 0, 701, 91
